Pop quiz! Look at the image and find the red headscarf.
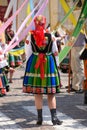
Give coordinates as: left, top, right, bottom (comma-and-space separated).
31, 15, 46, 47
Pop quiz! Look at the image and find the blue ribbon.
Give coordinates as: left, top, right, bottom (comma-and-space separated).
30, 0, 34, 18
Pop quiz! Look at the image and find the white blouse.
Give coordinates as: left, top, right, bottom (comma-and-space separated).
0, 44, 8, 68
25, 34, 59, 67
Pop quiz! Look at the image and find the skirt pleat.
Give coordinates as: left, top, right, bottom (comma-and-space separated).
8, 54, 22, 67
41, 59, 47, 87
23, 54, 60, 94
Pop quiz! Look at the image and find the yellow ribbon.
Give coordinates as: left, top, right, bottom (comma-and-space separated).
26, 3, 32, 26
59, 0, 84, 34
9, 48, 25, 56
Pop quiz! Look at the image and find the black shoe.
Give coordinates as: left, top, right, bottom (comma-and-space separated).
67, 88, 77, 92
52, 118, 63, 125
50, 109, 63, 125
70, 88, 77, 92
20, 76, 24, 79
75, 89, 84, 94
6, 86, 10, 92
65, 84, 72, 89
36, 109, 43, 125
36, 120, 42, 125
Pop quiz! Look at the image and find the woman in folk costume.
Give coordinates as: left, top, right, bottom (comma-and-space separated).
5, 23, 23, 67
0, 39, 10, 96
0, 20, 9, 96
5, 22, 22, 83
23, 15, 63, 125
0, 43, 7, 96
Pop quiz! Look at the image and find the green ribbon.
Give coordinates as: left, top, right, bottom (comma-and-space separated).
59, 0, 87, 63
53, 0, 79, 34
60, 0, 79, 26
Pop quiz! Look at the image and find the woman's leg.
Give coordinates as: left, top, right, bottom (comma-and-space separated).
47, 94, 62, 125
35, 94, 43, 109
9, 67, 15, 83
47, 94, 56, 109
35, 94, 43, 125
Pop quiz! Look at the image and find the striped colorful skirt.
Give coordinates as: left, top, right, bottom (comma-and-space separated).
23, 53, 60, 94
0, 68, 10, 96
8, 54, 22, 67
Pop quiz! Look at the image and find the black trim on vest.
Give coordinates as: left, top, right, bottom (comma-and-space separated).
31, 33, 53, 53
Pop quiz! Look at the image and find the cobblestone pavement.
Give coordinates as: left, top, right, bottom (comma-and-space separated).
0, 64, 87, 130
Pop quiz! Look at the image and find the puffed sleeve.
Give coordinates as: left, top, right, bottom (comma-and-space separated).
25, 34, 32, 61
52, 40, 59, 67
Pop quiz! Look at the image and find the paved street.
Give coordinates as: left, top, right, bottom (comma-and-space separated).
0, 63, 87, 130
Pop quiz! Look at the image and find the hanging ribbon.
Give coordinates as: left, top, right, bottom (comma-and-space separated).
52, 0, 79, 34
0, 0, 28, 35
60, 0, 77, 26
27, 0, 34, 18
59, 0, 87, 63
3, 0, 42, 54
4, 0, 49, 54
26, 1, 32, 26
59, 0, 84, 33
26, 0, 35, 27
4, 0, 14, 19
30, 0, 34, 18
12, 0, 17, 32
60, 1, 78, 26
8, 46, 25, 56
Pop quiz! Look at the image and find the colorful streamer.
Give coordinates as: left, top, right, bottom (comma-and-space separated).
59, 0, 84, 33
52, 0, 79, 34
0, 0, 28, 35
12, 0, 17, 32
26, 1, 32, 26
59, 0, 87, 63
9, 46, 25, 56
26, 0, 35, 26
30, 0, 34, 18
59, 0, 77, 26
3, 0, 42, 54
4, 0, 49, 53
60, 0, 79, 27
4, 0, 14, 19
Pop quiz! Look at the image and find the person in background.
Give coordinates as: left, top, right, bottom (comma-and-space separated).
54, 31, 65, 52
71, 32, 86, 93
5, 22, 22, 83
23, 15, 63, 125
0, 38, 10, 96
